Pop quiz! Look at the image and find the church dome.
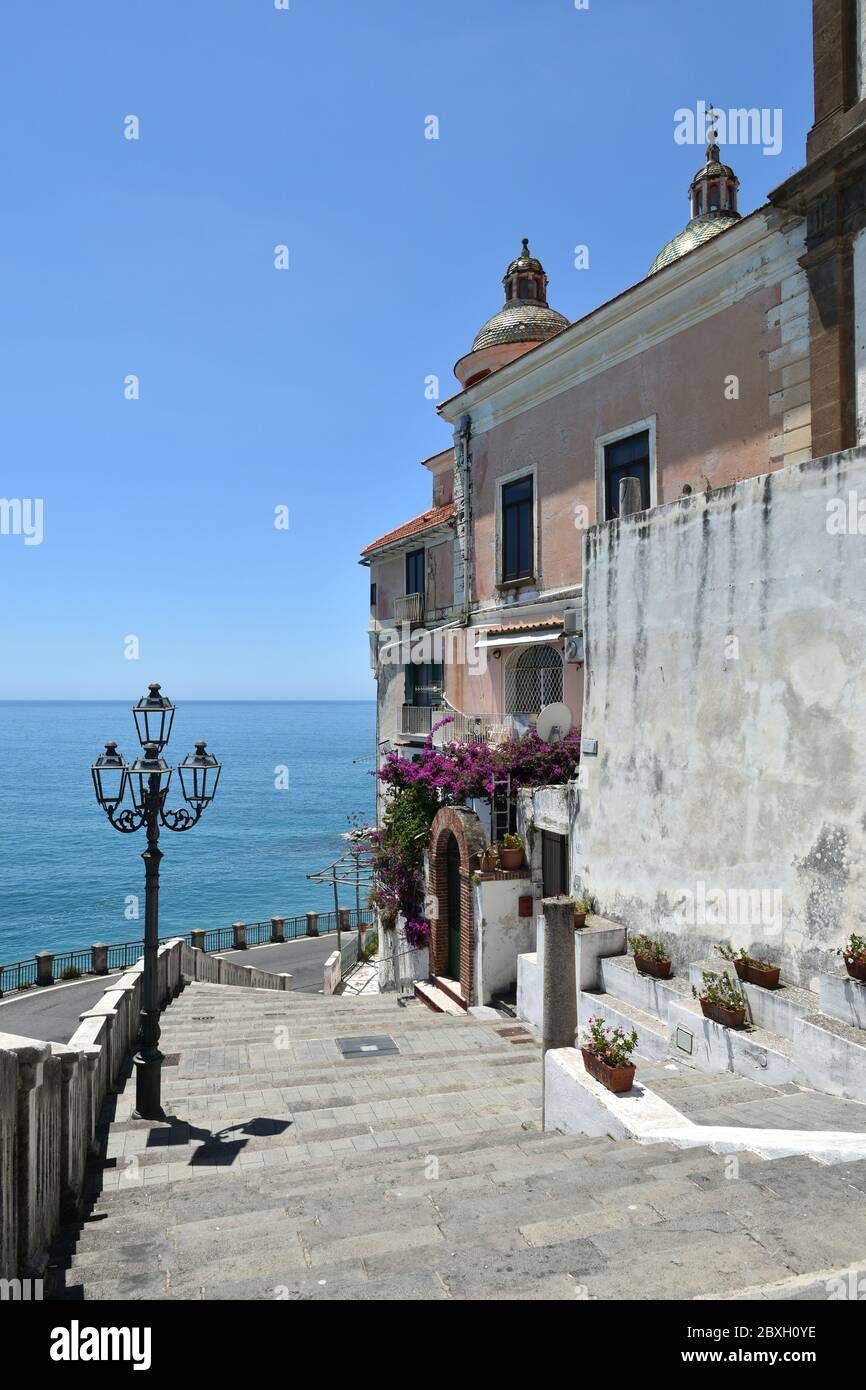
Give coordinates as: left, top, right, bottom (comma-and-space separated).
472, 300, 569, 351
455, 239, 569, 385
648, 127, 742, 276
648, 211, 741, 276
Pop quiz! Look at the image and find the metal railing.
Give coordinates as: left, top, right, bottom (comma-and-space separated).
432, 709, 514, 746
0, 909, 375, 996
401, 704, 433, 737
393, 592, 425, 624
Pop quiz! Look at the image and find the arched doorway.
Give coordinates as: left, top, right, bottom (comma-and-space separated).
427, 805, 487, 1004
446, 833, 461, 979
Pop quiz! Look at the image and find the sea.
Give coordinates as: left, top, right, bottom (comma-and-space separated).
0, 701, 377, 966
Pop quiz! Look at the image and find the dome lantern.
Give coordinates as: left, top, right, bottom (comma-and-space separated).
648, 113, 742, 277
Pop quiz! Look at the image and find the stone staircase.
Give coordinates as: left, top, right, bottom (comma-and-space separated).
47, 980, 866, 1300
520, 917, 866, 1103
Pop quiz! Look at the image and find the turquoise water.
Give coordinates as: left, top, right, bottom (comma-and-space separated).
0, 702, 376, 965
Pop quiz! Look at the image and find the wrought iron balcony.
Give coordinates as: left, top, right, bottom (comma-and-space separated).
393, 592, 425, 624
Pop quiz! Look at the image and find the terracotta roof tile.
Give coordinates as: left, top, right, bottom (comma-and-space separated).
361, 503, 454, 558
482, 618, 563, 635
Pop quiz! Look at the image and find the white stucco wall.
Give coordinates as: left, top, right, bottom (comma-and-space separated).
576, 447, 866, 987
472, 876, 532, 1004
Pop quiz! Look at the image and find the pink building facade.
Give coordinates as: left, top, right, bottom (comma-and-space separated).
363, 137, 812, 767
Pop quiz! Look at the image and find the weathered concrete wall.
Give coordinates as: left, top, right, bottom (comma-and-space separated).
575, 446, 866, 986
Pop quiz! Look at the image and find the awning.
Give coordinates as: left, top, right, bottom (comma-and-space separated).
474, 628, 564, 650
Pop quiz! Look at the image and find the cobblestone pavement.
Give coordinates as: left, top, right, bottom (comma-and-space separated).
50, 982, 866, 1301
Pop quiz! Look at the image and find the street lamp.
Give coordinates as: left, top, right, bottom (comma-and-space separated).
91, 684, 221, 1119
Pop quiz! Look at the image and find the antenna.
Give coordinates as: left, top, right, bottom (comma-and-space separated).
535, 702, 573, 744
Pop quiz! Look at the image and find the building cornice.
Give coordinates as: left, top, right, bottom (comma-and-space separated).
438, 207, 804, 437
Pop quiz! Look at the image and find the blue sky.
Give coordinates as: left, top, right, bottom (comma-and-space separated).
0, 0, 813, 699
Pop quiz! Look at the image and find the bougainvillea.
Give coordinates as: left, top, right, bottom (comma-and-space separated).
367, 722, 581, 930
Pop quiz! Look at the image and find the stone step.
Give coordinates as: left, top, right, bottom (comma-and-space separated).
578, 990, 669, 1061
689, 959, 817, 1039
818, 970, 866, 1031
429, 975, 468, 1010
794, 1012, 866, 1104
667, 997, 797, 1086
598, 953, 691, 1021
414, 981, 465, 1016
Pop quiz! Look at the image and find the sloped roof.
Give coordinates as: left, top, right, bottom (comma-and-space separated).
361, 503, 454, 558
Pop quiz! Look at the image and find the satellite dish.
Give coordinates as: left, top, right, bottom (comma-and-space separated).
536, 702, 573, 744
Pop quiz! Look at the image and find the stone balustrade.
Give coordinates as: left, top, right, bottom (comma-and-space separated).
0, 936, 292, 1280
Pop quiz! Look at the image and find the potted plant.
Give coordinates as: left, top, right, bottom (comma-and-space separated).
481, 845, 499, 873
841, 933, 866, 984
580, 1016, 638, 1093
574, 893, 594, 928
693, 970, 747, 1029
497, 833, 525, 871
628, 932, 672, 979
718, 943, 781, 989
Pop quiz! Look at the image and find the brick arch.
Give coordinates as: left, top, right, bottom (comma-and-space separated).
428, 805, 487, 1004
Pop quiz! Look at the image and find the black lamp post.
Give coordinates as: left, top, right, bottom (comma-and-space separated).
91, 683, 221, 1119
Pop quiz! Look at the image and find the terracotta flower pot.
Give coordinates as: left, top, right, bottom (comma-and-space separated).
700, 998, 746, 1029
745, 962, 781, 989
845, 956, 866, 984
732, 958, 748, 981
580, 1047, 636, 1094
499, 847, 524, 871
574, 911, 587, 929
634, 953, 672, 979
481, 851, 498, 873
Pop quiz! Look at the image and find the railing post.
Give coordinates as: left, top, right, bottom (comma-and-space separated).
90, 942, 109, 976
305, 912, 319, 937
0, 964, 4, 999
338, 908, 351, 936
270, 916, 285, 943
232, 921, 246, 950
541, 896, 577, 1124
190, 928, 205, 952
35, 952, 54, 988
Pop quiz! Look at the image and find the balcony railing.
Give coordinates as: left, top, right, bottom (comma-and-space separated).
393, 592, 425, 624
401, 703, 517, 745
401, 704, 434, 737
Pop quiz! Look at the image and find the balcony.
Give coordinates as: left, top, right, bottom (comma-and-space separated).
401, 704, 434, 738
393, 592, 425, 625
432, 709, 515, 746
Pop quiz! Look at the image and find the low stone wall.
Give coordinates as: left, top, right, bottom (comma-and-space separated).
0, 937, 292, 1279
376, 915, 429, 992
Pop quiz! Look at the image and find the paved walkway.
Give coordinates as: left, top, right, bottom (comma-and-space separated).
49, 981, 866, 1301
0, 933, 343, 1044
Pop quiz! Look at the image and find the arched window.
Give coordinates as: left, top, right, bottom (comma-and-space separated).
504, 644, 564, 716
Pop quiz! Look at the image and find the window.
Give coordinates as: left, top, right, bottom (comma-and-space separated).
604, 430, 650, 520
501, 476, 533, 582
504, 645, 563, 716
406, 661, 442, 707
405, 549, 425, 595
369, 582, 377, 611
